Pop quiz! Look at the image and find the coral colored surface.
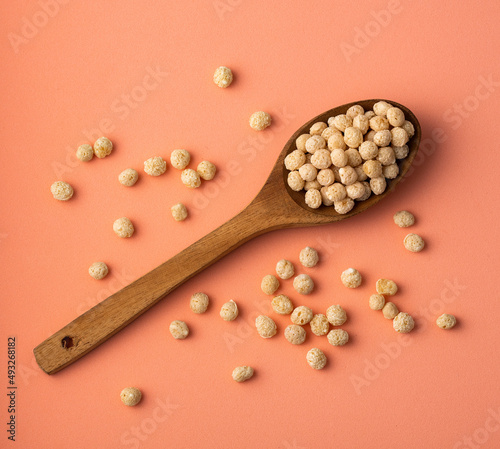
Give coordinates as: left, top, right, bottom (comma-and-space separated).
1, 1, 500, 448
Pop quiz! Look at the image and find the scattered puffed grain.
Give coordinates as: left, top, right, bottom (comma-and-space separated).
310, 314, 329, 336
119, 168, 139, 186
393, 312, 415, 333
293, 274, 314, 295
285, 150, 307, 171
305, 189, 322, 209
404, 233, 425, 252
327, 329, 349, 346
271, 294, 294, 315
261, 275, 280, 295
369, 294, 385, 310
341, 268, 362, 288
76, 144, 93, 162
88, 262, 108, 280
181, 168, 201, 188
197, 161, 217, 180
169, 320, 189, 339
394, 210, 415, 227
291, 306, 313, 325
284, 324, 306, 345
51, 181, 73, 201
144, 156, 167, 176
220, 300, 239, 321
113, 217, 134, 238
382, 302, 399, 319
326, 305, 347, 326
213, 66, 233, 88
436, 314, 457, 329
376, 279, 398, 296
276, 259, 295, 280
249, 111, 272, 131
171, 203, 188, 221
296, 134, 311, 151
170, 149, 191, 170
93, 137, 113, 158
120, 387, 142, 406
256, 315, 277, 338
310, 122, 327, 136
190, 292, 209, 314
232, 366, 254, 382
287, 171, 305, 191
334, 198, 354, 214
306, 348, 327, 369
299, 246, 319, 268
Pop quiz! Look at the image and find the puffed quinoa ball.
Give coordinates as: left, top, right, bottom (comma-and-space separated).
343, 127, 363, 148
311, 149, 332, 169
436, 313, 457, 329
181, 168, 201, 188
310, 314, 330, 336
339, 166, 358, 185
354, 165, 368, 182
284, 324, 306, 345
369, 294, 386, 310
220, 300, 239, 321
327, 329, 349, 346
320, 186, 334, 206
88, 262, 108, 280
299, 246, 319, 268
170, 320, 189, 339
393, 145, 409, 159
404, 233, 425, 252
296, 134, 310, 151
50, 181, 73, 201
373, 101, 392, 117
325, 183, 346, 202
327, 133, 347, 151
306, 348, 327, 369
376, 279, 398, 296
271, 294, 294, 315
341, 268, 362, 288
170, 149, 191, 170
298, 163, 317, 181
285, 150, 306, 171
261, 274, 280, 295
326, 305, 347, 326
287, 171, 305, 191
402, 120, 415, 138
363, 160, 382, 178
345, 148, 362, 167
255, 315, 277, 338
305, 189, 322, 209
386, 107, 405, 127
304, 180, 322, 191
382, 302, 399, 319
293, 274, 314, 295
310, 121, 327, 136
373, 130, 392, 147
76, 144, 93, 162
120, 387, 142, 406
249, 111, 271, 131
370, 177, 387, 195
197, 161, 217, 181
190, 292, 209, 313
144, 156, 167, 176
353, 114, 369, 134
377, 147, 396, 166
232, 366, 254, 383
359, 141, 379, 160
276, 259, 295, 280
346, 182, 365, 200
391, 127, 409, 147
316, 169, 334, 187
369, 116, 390, 132
213, 66, 233, 88
93, 137, 113, 158
357, 182, 372, 201
393, 312, 415, 333
171, 203, 188, 221
291, 306, 313, 325
119, 168, 139, 186
113, 217, 134, 238
364, 130, 377, 142
383, 164, 399, 179
365, 110, 376, 119
334, 198, 354, 215
346, 104, 364, 118
321, 127, 338, 142
327, 116, 335, 127
333, 114, 353, 132
330, 148, 348, 168
305, 135, 326, 154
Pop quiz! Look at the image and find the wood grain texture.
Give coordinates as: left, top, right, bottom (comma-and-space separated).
34, 99, 420, 374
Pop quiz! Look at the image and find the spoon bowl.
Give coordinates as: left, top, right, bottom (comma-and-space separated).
34, 99, 420, 374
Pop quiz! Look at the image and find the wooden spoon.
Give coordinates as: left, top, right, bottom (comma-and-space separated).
34, 99, 420, 374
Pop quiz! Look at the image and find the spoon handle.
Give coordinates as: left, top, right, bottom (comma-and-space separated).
34, 201, 271, 374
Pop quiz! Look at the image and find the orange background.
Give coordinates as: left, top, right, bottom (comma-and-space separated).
1, 1, 500, 448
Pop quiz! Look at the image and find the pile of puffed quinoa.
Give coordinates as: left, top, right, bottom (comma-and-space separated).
285, 101, 416, 214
